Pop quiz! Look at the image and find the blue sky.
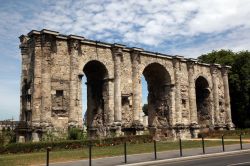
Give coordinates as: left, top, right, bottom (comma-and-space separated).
1, 0, 250, 120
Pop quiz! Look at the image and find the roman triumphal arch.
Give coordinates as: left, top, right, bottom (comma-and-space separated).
18, 29, 234, 142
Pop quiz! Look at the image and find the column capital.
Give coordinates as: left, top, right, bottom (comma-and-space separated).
187, 58, 197, 69
221, 65, 231, 76
210, 64, 220, 74
19, 35, 29, 48
111, 43, 125, 56
130, 47, 143, 63
67, 36, 84, 54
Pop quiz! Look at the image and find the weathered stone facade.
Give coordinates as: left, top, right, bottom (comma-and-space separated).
18, 29, 234, 142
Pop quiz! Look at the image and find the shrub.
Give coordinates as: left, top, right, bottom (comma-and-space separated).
0, 134, 152, 154
198, 129, 250, 138
68, 128, 86, 140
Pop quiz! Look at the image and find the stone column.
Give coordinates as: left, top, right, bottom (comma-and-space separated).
86, 81, 94, 128
222, 66, 234, 128
40, 30, 58, 128
27, 30, 43, 141
19, 35, 29, 122
112, 44, 124, 124
105, 78, 115, 125
211, 64, 220, 125
29, 31, 42, 129
131, 48, 143, 122
173, 56, 182, 125
68, 35, 84, 127
78, 74, 84, 128
187, 59, 198, 124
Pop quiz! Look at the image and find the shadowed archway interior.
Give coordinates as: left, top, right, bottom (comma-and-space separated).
142, 63, 172, 137
83, 60, 109, 137
195, 76, 211, 127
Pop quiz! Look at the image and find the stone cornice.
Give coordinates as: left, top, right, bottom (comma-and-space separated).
22, 29, 226, 68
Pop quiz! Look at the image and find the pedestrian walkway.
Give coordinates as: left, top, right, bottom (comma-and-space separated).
46, 143, 250, 166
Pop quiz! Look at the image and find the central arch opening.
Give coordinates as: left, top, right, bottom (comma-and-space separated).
142, 63, 172, 137
195, 76, 211, 127
83, 60, 108, 137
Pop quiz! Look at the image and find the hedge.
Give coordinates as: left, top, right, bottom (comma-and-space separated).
0, 135, 153, 154
198, 129, 250, 138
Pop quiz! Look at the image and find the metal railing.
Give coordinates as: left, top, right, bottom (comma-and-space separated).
45, 134, 247, 166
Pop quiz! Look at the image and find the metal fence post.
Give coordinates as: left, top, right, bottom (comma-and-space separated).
124, 142, 127, 163
154, 140, 157, 160
89, 142, 92, 166
179, 138, 183, 157
222, 135, 225, 152
202, 136, 205, 154
46, 147, 51, 166
240, 134, 243, 150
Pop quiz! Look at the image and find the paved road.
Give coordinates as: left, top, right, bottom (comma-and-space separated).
146, 151, 250, 166
48, 143, 250, 166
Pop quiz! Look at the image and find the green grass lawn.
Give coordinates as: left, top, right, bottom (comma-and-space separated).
0, 140, 244, 166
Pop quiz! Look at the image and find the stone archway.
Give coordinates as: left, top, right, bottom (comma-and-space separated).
195, 76, 211, 128
83, 60, 109, 138
142, 63, 172, 138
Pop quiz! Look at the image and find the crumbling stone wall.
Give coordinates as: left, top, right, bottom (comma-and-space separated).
18, 29, 234, 142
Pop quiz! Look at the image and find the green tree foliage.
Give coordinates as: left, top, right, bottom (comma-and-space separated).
142, 104, 148, 116
198, 50, 250, 128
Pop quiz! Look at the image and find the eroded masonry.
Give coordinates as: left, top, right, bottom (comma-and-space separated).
18, 29, 234, 142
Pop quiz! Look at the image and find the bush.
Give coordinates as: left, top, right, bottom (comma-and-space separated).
198, 129, 250, 138
0, 134, 152, 154
68, 128, 86, 140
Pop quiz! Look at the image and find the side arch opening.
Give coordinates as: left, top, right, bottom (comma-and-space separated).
142, 63, 172, 138
195, 76, 211, 128
83, 60, 109, 137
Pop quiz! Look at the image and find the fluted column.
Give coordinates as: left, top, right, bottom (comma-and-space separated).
131, 48, 143, 122
173, 56, 182, 124
112, 44, 124, 123
187, 59, 198, 124
68, 35, 84, 127
222, 66, 233, 127
211, 64, 220, 125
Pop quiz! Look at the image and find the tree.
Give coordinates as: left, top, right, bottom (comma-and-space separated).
142, 104, 148, 116
198, 50, 250, 128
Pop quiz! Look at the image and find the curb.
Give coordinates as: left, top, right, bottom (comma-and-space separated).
118, 149, 250, 166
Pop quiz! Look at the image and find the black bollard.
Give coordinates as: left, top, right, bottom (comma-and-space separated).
124, 142, 127, 163
240, 134, 243, 150
46, 147, 51, 166
222, 135, 225, 152
202, 136, 205, 154
89, 142, 92, 166
154, 140, 157, 160
179, 138, 183, 157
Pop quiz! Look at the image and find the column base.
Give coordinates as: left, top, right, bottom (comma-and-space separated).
32, 132, 40, 142
190, 123, 200, 138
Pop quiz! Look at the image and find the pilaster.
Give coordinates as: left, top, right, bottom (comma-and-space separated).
130, 48, 143, 122
187, 59, 198, 125
68, 35, 84, 127
40, 29, 58, 128
112, 44, 124, 125
28, 30, 42, 128
211, 64, 220, 126
221, 66, 234, 129
173, 56, 183, 125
